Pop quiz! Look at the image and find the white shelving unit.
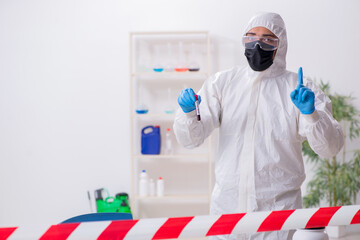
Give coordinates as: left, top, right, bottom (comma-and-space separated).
129, 31, 212, 219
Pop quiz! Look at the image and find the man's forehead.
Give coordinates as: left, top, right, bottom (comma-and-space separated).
246, 27, 277, 37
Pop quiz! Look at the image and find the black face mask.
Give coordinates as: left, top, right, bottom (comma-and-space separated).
244, 44, 275, 71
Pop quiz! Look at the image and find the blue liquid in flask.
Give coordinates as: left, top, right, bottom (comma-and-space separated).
136, 109, 149, 114
153, 68, 164, 72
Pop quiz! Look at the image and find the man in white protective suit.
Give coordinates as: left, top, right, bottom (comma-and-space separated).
173, 12, 344, 240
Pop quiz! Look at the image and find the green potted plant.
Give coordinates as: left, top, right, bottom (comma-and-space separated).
302, 81, 360, 237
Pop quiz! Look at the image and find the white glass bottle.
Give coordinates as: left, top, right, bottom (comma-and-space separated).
149, 178, 155, 196
156, 177, 164, 197
139, 170, 148, 197
164, 128, 173, 154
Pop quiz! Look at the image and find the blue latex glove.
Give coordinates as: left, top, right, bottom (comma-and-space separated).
177, 88, 202, 113
290, 67, 315, 114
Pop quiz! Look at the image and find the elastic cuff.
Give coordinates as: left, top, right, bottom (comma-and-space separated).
302, 110, 320, 123
300, 107, 315, 115
185, 110, 197, 118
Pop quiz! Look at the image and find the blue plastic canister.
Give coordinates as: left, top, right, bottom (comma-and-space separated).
141, 125, 161, 155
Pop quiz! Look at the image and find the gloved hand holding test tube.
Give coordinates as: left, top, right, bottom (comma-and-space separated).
177, 88, 201, 121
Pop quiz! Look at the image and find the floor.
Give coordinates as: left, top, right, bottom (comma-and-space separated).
184, 232, 360, 239
329, 232, 360, 240
171, 233, 360, 239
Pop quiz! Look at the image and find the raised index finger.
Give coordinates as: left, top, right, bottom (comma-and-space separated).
298, 67, 303, 86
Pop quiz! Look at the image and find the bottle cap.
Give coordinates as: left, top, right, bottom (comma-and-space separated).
167, 128, 170, 131
116, 193, 129, 199
142, 170, 146, 173
155, 125, 160, 128
158, 177, 163, 180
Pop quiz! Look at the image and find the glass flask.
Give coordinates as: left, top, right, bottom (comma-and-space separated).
136, 85, 149, 114
175, 41, 188, 72
164, 87, 175, 114
188, 43, 200, 72
153, 45, 164, 72
164, 42, 175, 72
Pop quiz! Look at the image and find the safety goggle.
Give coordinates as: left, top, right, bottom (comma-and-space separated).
242, 36, 279, 51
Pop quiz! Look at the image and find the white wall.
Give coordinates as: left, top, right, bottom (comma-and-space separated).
1, 0, 360, 226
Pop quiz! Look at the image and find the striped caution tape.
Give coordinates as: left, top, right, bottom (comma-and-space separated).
1, 205, 360, 239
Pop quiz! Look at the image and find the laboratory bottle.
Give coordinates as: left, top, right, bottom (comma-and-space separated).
139, 170, 148, 197
141, 125, 161, 154
149, 179, 155, 196
164, 128, 173, 154
157, 177, 164, 197
115, 193, 132, 214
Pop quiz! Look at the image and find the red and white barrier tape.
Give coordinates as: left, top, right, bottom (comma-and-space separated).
1, 205, 360, 239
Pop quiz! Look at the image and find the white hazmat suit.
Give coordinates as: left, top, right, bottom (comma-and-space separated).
173, 12, 344, 240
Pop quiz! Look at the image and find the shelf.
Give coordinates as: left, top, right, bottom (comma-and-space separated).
132, 72, 209, 81
134, 154, 209, 159
132, 72, 209, 76
135, 194, 209, 202
130, 31, 212, 219
131, 31, 209, 35
133, 113, 176, 120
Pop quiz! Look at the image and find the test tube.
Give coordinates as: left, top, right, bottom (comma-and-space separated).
195, 95, 201, 121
